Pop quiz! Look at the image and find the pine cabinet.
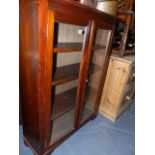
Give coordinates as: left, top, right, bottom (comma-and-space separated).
20, 0, 116, 154
99, 55, 135, 122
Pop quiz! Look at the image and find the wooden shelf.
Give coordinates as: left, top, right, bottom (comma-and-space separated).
54, 43, 82, 53
52, 63, 101, 86
54, 42, 105, 53
52, 63, 80, 86
51, 87, 77, 120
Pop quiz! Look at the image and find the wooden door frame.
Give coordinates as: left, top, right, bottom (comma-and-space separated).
77, 20, 116, 127
46, 11, 93, 153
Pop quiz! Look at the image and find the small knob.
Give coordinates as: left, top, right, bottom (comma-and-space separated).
85, 79, 89, 83
126, 96, 131, 100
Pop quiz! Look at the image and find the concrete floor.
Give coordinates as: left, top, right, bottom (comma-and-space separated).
19, 100, 135, 155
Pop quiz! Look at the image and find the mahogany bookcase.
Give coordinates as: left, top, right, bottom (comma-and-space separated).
19, 0, 116, 154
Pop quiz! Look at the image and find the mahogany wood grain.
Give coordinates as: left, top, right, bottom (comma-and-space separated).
20, 0, 117, 154
45, 10, 55, 151
48, 0, 117, 26
77, 21, 96, 126
52, 63, 100, 86
54, 42, 105, 53
20, 0, 45, 153
75, 21, 92, 129
52, 63, 80, 86
19, 93, 22, 125
54, 43, 82, 53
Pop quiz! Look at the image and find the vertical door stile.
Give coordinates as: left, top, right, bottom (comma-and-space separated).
76, 21, 97, 127
74, 21, 91, 128
80, 21, 97, 126
46, 10, 55, 149
78, 21, 116, 126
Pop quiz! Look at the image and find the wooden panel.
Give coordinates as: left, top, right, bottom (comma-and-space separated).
117, 83, 135, 116
48, 0, 117, 26
99, 55, 134, 122
20, 0, 53, 154
54, 43, 82, 52
126, 64, 135, 85
101, 58, 130, 107
52, 63, 80, 86
19, 94, 22, 125
52, 63, 100, 86
54, 43, 105, 53
20, 0, 42, 153
121, 83, 135, 106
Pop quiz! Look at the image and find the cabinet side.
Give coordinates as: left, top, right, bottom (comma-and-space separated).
99, 57, 130, 121
19, 0, 49, 154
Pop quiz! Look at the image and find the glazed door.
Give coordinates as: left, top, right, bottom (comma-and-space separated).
48, 13, 92, 146
79, 21, 115, 125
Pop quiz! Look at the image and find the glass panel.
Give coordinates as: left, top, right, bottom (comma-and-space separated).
81, 28, 112, 122
50, 22, 87, 144
50, 80, 77, 144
